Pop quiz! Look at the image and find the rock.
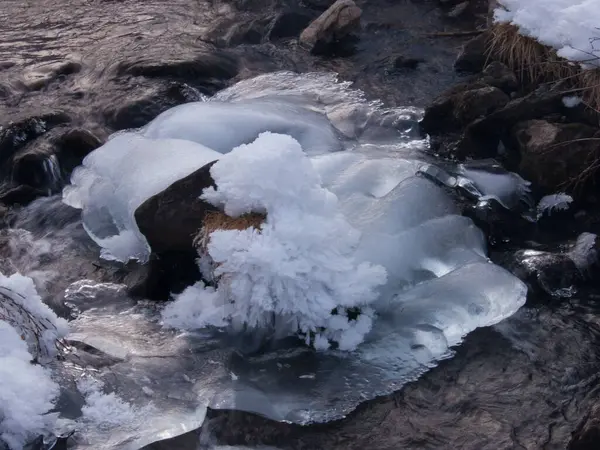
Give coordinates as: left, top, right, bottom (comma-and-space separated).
569, 402, 600, 450
12, 143, 61, 191
268, 10, 314, 40
0, 112, 70, 167
134, 161, 219, 255
421, 85, 509, 134
52, 128, 102, 173
454, 87, 510, 125
103, 83, 193, 130
299, 0, 361, 55
118, 49, 239, 81
454, 31, 490, 73
512, 120, 600, 193
455, 87, 566, 159
479, 62, 518, 93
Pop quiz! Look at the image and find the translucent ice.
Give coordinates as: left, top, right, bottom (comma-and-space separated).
63, 134, 222, 262
59, 72, 528, 435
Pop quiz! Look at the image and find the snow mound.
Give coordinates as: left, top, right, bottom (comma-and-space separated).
0, 272, 67, 450
495, 0, 600, 67
165, 133, 387, 351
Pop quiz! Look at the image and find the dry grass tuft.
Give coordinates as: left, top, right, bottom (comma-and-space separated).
194, 210, 266, 252
487, 23, 600, 114
487, 23, 575, 85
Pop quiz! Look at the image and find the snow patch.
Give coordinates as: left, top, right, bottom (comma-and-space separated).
495, 1, 600, 67
0, 272, 66, 450
562, 95, 583, 108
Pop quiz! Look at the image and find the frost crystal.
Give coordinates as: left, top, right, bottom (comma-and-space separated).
537, 193, 573, 218
163, 132, 387, 351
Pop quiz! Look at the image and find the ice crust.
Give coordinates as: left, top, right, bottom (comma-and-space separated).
63, 70, 526, 389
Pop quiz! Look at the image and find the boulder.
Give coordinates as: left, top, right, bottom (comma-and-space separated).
134, 161, 219, 255
511, 120, 600, 193
299, 0, 361, 54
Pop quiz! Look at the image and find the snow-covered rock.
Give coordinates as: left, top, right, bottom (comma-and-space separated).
495, 0, 600, 67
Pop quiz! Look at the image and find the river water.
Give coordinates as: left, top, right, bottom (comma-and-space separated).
1, 0, 600, 449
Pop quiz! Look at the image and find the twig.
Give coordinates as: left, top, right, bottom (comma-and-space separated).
423, 29, 486, 37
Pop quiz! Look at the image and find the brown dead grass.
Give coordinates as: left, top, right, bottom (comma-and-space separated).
194, 210, 265, 252
487, 23, 600, 114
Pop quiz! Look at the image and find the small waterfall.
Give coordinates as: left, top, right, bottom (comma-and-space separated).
42, 154, 62, 194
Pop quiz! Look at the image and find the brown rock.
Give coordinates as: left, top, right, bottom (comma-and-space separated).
134, 161, 220, 255
512, 120, 600, 193
299, 0, 361, 54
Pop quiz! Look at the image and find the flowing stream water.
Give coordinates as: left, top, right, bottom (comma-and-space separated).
2, 1, 600, 449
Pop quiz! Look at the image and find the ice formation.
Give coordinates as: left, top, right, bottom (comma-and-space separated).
64, 71, 526, 358
0, 272, 67, 450
537, 193, 573, 218
495, 0, 600, 67
164, 132, 387, 350
63, 135, 222, 262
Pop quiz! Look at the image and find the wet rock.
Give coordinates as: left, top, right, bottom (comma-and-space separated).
12, 143, 62, 192
51, 128, 102, 173
118, 50, 239, 81
0, 184, 46, 206
268, 10, 314, 40
0, 112, 70, 166
512, 120, 600, 193
478, 62, 518, 94
103, 83, 194, 130
569, 402, 600, 450
454, 31, 490, 73
421, 85, 509, 134
299, 0, 362, 55
22, 60, 81, 91
506, 249, 581, 299
134, 161, 219, 255
463, 197, 535, 246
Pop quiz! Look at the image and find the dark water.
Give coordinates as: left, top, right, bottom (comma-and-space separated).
2, 0, 600, 449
